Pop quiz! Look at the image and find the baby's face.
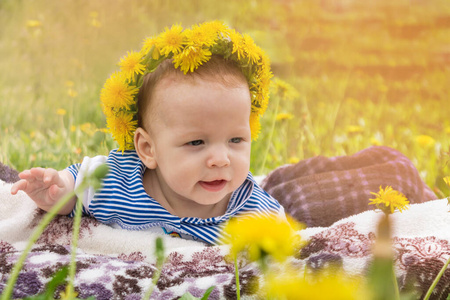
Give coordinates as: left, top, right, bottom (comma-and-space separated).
144, 74, 252, 210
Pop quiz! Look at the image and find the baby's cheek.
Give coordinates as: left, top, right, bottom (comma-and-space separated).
169, 171, 193, 191
238, 159, 251, 183
235, 153, 250, 171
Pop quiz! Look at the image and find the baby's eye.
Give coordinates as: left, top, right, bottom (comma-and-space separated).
187, 140, 204, 146
230, 137, 243, 144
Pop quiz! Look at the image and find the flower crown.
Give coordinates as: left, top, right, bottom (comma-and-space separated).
100, 21, 272, 152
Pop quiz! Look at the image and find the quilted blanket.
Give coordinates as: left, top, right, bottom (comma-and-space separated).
1, 146, 449, 299
261, 146, 438, 227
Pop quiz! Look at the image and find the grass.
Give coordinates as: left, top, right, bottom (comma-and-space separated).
0, 0, 449, 196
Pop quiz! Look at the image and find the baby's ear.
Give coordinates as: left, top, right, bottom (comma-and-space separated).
134, 128, 157, 169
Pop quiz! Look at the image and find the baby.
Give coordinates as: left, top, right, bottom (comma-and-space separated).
11, 21, 285, 244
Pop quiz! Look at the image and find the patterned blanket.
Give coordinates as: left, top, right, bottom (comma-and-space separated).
262, 146, 438, 227
1, 146, 449, 299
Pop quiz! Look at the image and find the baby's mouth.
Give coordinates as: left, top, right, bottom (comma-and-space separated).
199, 180, 227, 192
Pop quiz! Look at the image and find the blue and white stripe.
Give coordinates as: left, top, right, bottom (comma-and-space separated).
66, 149, 283, 245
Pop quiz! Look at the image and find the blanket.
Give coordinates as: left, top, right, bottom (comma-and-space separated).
1, 147, 449, 299
1, 181, 449, 299
261, 146, 438, 227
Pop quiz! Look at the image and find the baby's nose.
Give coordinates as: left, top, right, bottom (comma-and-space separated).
207, 146, 230, 168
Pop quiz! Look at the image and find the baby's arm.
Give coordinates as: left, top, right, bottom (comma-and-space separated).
11, 167, 76, 215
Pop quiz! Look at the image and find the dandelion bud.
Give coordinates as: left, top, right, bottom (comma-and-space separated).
92, 163, 109, 180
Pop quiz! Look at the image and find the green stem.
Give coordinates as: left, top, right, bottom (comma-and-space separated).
66, 190, 85, 297
392, 265, 400, 300
235, 256, 241, 300
0, 187, 81, 300
328, 73, 350, 143
258, 95, 281, 175
423, 256, 450, 300
142, 238, 165, 300
142, 268, 162, 300
258, 254, 269, 274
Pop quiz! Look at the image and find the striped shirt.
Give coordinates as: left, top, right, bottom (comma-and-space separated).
66, 150, 285, 244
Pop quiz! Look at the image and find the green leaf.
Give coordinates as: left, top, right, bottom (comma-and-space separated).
178, 286, 215, 300
200, 286, 216, 300
23, 266, 68, 300
179, 292, 198, 300
45, 266, 69, 297
23, 295, 47, 300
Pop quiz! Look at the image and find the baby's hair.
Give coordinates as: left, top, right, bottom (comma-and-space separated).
137, 55, 249, 129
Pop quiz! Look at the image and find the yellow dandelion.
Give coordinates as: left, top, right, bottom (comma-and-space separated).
415, 134, 435, 148
172, 46, 211, 74
250, 92, 263, 116
56, 108, 67, 116
250, 80, 270, 116
443, 176, 450, 187
256, 63, 272, 106
276, 113, 294, 121
67, 88, 78, 98
249, 112, 261, 141
90, 18, 101, 28
65, 80, 75, 87
201, 20, 231, 37
259, 51, 272, 72
288, 156, 300, 164
70, 125, 77, 132
242, 34, 262, 64
265, 270, 369, 300
80, 123, 95, 135
141, 36, 161, 59
184, 23, 217, 47
369, 186, 410, 214
347, 125, 364, 134
222, 214, 301, 262
106, 111, 138, 152
118, 51, 146, 81
371, 137, 382, 146
26, 20, 42, 28
260, 67, 273, 85
100, 72, 139, 110
378, 83, 388, 93
102, 105, 114, 118
156, 24, 185, 57
229, 29, 246, 60
88, 11, 101, 28
272, 78, 299, 100
60, 287, 78, 300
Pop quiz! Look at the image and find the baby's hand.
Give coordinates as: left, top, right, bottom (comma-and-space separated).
11, 168, 76, 214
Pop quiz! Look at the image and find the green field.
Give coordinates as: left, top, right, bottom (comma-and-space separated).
0, 0, 449, 195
